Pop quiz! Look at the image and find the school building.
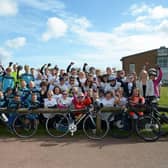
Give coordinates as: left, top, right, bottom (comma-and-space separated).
120, 46, 168, 84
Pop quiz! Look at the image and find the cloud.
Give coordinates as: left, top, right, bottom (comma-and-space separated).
113, 22, 151, 34
116, 4, 168, 34
42, 17, 68, 41
68, 4, 168, 68
0, 48, 11, 64
134, 5, 168, 21
130, 4, 150, 16
5, 37, 27, 49
156, 20, 168, 33
0, 0, 18, 16
18, 0, 65, 12
71, 17, 92, 33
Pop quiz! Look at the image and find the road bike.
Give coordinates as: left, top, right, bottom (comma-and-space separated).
46, 105, 109, 140
145, 96, 168, 136
107, 103, 161, 142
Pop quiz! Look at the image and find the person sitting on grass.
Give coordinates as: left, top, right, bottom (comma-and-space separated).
7, 93, 23, 127
28, 93, 41, 110
4, 87, 14, 105
43, 90, 57, 119
72, 92, 92, 121
25, 93, 41, 124
72, 92, 92, 110
99, 91, 118, 120
57, 90, 72, 109
129, 88, 145, 119
115, 87, 128, 108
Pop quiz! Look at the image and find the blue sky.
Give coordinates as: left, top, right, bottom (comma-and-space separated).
0, 0, 168, 70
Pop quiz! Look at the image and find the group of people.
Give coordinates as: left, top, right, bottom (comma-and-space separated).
0, 61, 163, 125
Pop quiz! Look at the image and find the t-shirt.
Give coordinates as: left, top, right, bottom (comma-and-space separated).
44, 98, 57, 108
43, 98, 57, 118
100, 97, 115, 107
53, 94, 62, 101
57, 97, 72, 107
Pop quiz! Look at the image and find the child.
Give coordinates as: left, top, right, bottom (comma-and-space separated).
129, 88, 145, 119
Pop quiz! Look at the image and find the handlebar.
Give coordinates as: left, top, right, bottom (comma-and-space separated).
145, 96, 158, 105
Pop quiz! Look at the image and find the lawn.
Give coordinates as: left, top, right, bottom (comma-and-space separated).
0, 86, 167, 138
159, 87, 168, 106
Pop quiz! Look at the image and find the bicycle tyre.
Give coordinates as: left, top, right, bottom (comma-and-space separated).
13, 114, 38, 138
83, 113, 109, 140
136, 115, 161, 142
46, 113, 69, 138
109, 113, 133, 139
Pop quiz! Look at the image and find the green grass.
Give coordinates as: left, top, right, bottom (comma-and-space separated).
0, 86, 167, 138
159, 87, 168, 106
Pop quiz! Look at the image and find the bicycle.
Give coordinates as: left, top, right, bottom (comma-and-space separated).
12, 106, 39, 138
145, 96, 168, 136
0, 108, 14, 135
45, 105, 109, 140
107, 103, 161, 142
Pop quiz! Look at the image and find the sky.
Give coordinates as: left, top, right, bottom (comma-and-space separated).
0, 0, 168, 70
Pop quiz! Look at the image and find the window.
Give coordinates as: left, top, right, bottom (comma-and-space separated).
157, 56, 168, 68
157, 47, 168, 56
129, 64, 135, 73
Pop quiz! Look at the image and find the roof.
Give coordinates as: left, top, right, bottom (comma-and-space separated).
120, 49, 157, 61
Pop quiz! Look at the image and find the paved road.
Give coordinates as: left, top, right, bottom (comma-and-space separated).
1, 136, 168, 168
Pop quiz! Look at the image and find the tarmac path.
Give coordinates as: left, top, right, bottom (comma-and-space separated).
0, 137, 168, 168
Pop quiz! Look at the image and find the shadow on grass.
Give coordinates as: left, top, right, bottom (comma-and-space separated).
0, 125, 168, 149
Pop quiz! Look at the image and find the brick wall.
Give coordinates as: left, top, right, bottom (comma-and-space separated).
121, 49, 157, 75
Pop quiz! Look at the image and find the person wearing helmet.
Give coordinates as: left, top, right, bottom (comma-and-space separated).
148, 65, 163, 98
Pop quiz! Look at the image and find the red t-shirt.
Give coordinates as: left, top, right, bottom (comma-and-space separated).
73, 96, 92, 109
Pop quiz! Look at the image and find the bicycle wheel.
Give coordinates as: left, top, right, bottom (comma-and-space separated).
83, 113, 109, 140
46, 113, 69, 138
136, 115, 160, 142
109, 113, 133, 139
13, 114, 38, 138
157, 113, 168, 136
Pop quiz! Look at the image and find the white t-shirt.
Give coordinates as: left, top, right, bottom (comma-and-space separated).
100, 97, 115, 107
57, 96, 72, 106
43, 98, 57, 118
57, 83, 68, 92
119, 97, 127, 106
104, 82, 121, 93
53, 94, 62, 102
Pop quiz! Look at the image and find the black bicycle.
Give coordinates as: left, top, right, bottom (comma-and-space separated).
0, 109, 14, 135
12, 108, 39, 138
107, 103, 161, 142
45, 105, 109, 140
145, 96, 168, 136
